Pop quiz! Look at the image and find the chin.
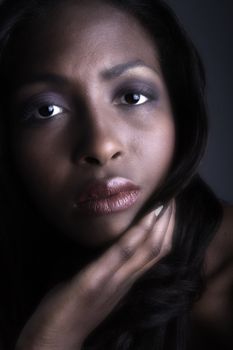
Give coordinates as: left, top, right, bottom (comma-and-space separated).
61, 210, 135, 247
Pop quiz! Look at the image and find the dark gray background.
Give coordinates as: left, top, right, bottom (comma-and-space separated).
166, 0, 233, 204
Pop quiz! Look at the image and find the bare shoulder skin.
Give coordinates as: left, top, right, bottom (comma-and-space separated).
191, 203, 233, 347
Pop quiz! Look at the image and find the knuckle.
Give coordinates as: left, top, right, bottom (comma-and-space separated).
148, 244, 161, 260
139, 220, 153, 233
78, 273, 103, 300
85, 282, 102, 302
119, 244, 135, 261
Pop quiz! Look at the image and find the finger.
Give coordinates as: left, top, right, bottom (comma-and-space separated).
108, 202, 174, 287
159, 199, 176, 257
113, 204, 164, 262
136, 198, 175, 275
74, 207, 159, 288
145, 201, 173, 260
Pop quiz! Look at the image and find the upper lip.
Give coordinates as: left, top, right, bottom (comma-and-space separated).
76, 177, 140, 203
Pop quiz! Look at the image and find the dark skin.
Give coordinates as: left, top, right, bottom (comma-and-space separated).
4, 1, 233, 349
8, 2, 176, 349
9, 1, 175, 247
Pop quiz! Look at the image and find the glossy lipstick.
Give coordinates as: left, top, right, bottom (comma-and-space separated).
74, 177, 140, 216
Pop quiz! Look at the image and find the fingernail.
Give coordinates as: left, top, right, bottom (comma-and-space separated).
154, 205, 164, 217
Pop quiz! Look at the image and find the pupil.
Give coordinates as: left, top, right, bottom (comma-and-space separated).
125, 93, 140, 104
39, 105, 54, 117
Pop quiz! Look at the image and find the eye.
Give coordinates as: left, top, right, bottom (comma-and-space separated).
120, 93, 149, 105
20, 103, 65, 122
30, 104, 63, 119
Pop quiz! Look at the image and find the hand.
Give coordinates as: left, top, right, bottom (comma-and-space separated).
15, 200, 176, 350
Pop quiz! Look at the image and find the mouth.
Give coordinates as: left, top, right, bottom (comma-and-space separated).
74, 177, 141, 216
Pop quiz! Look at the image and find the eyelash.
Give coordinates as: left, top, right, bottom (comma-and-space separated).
119, 92, 149, 106
18, 84, 157, 123
18, 94, 67, 123
22, 105, 64, 122
114, 85, 157, 107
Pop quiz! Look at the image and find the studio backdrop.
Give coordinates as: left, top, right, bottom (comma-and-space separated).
167, 0, 233, 204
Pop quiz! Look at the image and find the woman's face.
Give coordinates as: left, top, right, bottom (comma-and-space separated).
8, 0, 175, 246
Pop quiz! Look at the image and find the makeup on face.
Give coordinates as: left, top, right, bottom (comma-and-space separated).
11, 64, 163, 129
73, 176, 141, 216
8, 1, 175, 245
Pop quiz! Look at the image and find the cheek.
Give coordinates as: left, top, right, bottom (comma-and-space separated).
141, 118, 175, 161
140, 117, 175, 186
12, 128, 69, 201
12, 113, 175, 209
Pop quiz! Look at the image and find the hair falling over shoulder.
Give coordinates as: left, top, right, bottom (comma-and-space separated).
0, 1, 223, 349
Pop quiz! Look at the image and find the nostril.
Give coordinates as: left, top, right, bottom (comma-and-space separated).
112, 151, 121, 159
80, 151, 122, 166
84, 157, 101, 165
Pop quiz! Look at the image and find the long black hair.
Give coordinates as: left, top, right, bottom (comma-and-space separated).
0, 0, 223, 349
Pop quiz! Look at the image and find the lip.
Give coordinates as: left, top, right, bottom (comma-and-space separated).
74, 177, 141, 216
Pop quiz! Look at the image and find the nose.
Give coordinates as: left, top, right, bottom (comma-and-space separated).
75, 109, 124, 167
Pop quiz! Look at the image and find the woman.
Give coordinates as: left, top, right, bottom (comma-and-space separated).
0, 0, 232, 349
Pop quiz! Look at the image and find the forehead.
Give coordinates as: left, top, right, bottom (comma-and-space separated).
7, 0, 160, 85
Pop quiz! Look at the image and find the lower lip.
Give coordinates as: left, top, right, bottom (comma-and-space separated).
74, 190, 140, 216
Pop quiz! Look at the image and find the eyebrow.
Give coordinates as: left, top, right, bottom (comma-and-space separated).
13, 59, 159, 93
13, 74, 70, 92
100, 59, 159, 80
